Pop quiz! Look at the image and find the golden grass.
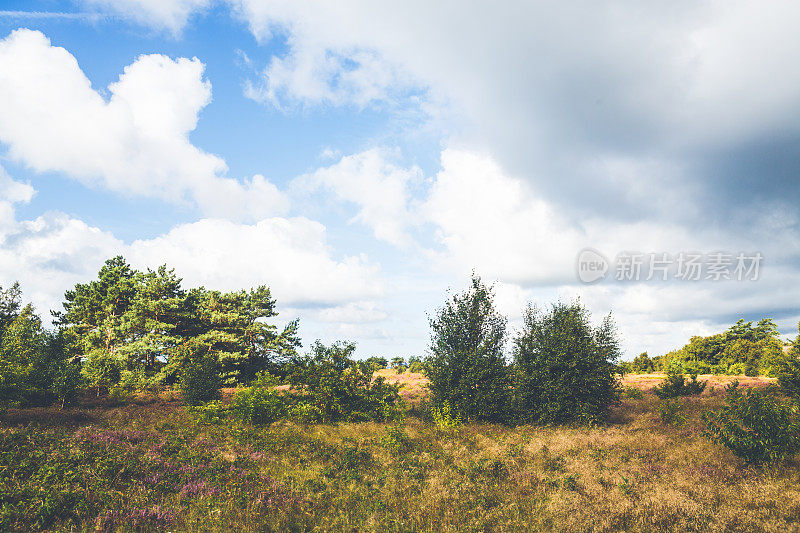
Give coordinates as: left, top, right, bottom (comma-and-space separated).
2, 376, 799, 532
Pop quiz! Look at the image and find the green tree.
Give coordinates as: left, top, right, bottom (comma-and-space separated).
425, 274, 511, 423
630, 352, 655, 373
513, 300, 621, 424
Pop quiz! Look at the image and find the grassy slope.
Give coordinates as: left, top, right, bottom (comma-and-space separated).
1, 375, 799, 532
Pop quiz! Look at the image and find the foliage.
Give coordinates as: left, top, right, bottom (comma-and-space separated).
365, 356, 388, 370
661, 318, 784, 376
391, 356, 406, 373
288, 341, 403, 422
630, 352, 655, 373
54, 256, 300, 387
229, 373, 286, 424
430, 400, 462, 432
653, 367, 707, 399
776, 322, 800, 399
513, 299, 621, 425
703, 384, 800, 464
178, 343, 222, 406
621, 386, 644, 400
0, 301, 78, 409
425, 274, 512, 423
407, 355, 424, 373
658, 399, 686, 425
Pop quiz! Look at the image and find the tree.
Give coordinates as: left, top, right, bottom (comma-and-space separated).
514, 300, 621, 424
425, 274, 511, 423
630, 352, 655, 373
55, 257, 300, 388
391, 356, 406, 373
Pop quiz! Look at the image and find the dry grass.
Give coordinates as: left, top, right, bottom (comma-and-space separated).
2, 378, 799, 532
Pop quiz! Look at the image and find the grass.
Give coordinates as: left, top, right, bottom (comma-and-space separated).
1, 374, 799, 532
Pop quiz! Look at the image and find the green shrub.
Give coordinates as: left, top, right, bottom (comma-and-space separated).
703, 385, 800, 464
178, 346, 222, 406
230, 373, 286, 424
430, 400, 462, 432
513, 300, 621, 425
776, 353, 800, 400
621, 386, 644, 400
658, 399, 686, 425
653, 367, 706, 399
425, 274, 512, 423
290, 401, 323, 423
289, 341, 402, 422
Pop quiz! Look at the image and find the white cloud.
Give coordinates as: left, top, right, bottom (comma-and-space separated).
127, 217, 383, 305
81, 0, 210, 35
0, 29, 287, 221
292, 148, 420, 247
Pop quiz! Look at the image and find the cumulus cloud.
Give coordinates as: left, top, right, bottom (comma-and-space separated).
0, 29, 288, 221
292, 149, 421, 247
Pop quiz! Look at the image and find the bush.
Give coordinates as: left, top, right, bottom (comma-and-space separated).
703, 385, 800, 465
230, 373, 286, 424
658, 399, 686, 425
653, 367, 706, 399
425, 274, 512, 423
513, 300, 621, 425
776, 351, 800, 400
621, 386, 644, 400
178, 346, 222, 406
288, 340, 402, 422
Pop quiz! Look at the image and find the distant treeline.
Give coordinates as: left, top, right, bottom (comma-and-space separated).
621, 318, 795, 376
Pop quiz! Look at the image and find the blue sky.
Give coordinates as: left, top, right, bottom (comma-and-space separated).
0, 1, 799, 359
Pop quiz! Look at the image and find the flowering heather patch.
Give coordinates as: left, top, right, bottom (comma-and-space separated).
95, 505, 176, 532
2, 385, 800, 531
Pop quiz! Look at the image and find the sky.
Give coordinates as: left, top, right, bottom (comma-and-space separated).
0, 0, 798, 360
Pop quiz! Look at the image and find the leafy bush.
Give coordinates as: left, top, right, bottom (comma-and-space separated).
288, 340, 402, 422
178, 345, 222, 406
658, 399, 686, 425
621, 386, 644, 400
290, 401, 324, 423
703, 385, 800, 464
776, 350, 800, 400
425, 274, 512, 423
230, 373, 286, 424
653, 367, 707, 399
430, 400, 462, 432
513, 300, 621, 425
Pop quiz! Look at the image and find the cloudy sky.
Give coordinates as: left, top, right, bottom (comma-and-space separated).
0, 1, 798, 359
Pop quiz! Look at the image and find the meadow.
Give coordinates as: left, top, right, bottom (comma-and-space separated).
2, 372, 799, 532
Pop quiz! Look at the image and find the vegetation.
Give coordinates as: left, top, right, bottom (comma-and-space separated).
652, 319, 788, 376
653, 366, 707, 399
3, 383, 800, 532
3, 262, 800, 530
424, 275, 512, 423
513, 300, 621, 424
703, 383, 800, 464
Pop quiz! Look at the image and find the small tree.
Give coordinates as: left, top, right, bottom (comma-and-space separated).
514, 300, 621, 424
703, 385, 800, 465
630, 352, 655, 373
177, 342, 222, 406
425, 274, 511, 423
391, 356, 406, 374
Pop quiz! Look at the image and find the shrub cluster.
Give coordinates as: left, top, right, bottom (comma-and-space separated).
703, 383, 800, 464
653, 366, 707, 399
425, 275, 622, 425
193, 341, 403, 425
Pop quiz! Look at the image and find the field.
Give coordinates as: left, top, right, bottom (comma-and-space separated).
2, 373, 799, 532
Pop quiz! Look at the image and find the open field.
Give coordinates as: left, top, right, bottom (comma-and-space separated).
2, 374, 799, 532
